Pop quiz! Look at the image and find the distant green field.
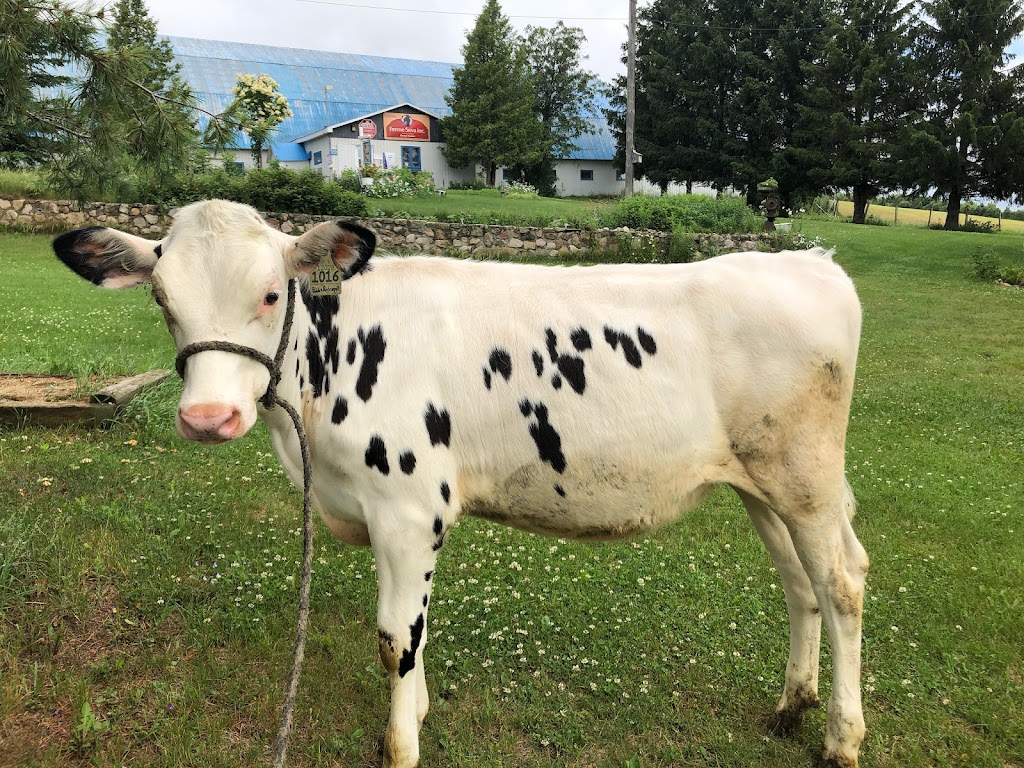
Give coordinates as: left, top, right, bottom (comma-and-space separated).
1, 224, 1021, 767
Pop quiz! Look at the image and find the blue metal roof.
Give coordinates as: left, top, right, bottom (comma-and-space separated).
165, 35, 615, 161
271, 142, 310, 162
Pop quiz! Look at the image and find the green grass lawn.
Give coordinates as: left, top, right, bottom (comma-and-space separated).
1, 224, 1022, 767
368, 188, 617, 228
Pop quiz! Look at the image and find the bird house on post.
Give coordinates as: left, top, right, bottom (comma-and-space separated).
758, 180, 781, 231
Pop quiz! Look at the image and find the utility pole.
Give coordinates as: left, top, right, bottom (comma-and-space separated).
624, 0, 637, 197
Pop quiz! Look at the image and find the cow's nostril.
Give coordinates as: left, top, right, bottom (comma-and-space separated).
178, 404, 240, 440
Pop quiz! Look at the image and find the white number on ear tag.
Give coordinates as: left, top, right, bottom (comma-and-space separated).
309, 252, 342, 296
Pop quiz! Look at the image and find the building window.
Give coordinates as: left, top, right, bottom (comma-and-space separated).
580, 169, 594, 181
230, 161, 245, 172
502, 168, 514, 180
401, 146, 422, 172
313, 150, 323, 165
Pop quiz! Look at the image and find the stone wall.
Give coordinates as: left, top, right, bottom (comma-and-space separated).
1, 196, 775, 259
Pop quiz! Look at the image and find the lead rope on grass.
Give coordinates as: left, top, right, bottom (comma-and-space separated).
175, 279, 312, 768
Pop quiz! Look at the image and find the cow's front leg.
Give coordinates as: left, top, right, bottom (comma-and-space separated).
372, 524, 437, 768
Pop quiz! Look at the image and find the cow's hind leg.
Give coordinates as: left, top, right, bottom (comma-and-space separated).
777, 483, 868, 768
738, 490, 822, 734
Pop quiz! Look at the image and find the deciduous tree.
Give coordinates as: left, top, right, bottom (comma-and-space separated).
224, 73, 292, 170
519, 21, 602, 194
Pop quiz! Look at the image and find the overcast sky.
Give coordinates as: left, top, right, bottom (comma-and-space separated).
143, 0, 634, 83
142, 0, 1024, 85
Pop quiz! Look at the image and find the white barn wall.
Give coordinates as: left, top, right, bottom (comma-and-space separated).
553, 160, 623, 197
328, 138, 475, 188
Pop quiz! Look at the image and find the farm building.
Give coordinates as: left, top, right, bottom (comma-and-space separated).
166, 36, 622, 196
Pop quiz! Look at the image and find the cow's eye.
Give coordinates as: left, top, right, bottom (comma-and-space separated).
264, 291, 280, 306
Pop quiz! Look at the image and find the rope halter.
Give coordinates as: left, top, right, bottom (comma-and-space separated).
173, 278, 313, 768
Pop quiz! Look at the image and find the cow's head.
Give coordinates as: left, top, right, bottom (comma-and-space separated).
54, 200, 374, 443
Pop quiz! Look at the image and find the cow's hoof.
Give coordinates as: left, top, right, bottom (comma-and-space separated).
766, 707, 805, 737
819, 750, 858, 768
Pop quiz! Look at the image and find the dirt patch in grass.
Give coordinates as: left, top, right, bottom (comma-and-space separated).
0, 374, 113, 403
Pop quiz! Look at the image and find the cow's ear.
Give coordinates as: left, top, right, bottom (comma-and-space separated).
286, 219, 376, 279
53, 227, 163, 289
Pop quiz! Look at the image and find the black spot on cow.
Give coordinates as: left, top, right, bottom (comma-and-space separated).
424, 571, 433, 581
558, 356, 585, 394
153, 243, 163, 258
532, 349, 544, 377
554, 484, 566, 497
355, 325, 386, 402
571, 327, 592, 351
433, 516, 443, 536
346, 338, 356, 365
299, 375, 305, 389
295, 358, 300, 377
331, 396, 348, 424
619, 335, 642, 368
488, 348, 512, 381
305, 330, 330, 397
523, 401, 567, 474
400, 451, 416, 475
424, 403, 451, 447
325, 326, 340, 374
482, 368, 492, 389
432, 535, 445, 552
544, 328, 588, 394
300, 284, 339, 342
440, 481, 451, 504
398, 613, 425, 678
637, 327, 657, 355
293, 338, 298, 352
545, 328, 559, 362
604, 326, 644, 368
422, 594, 428, 607
365, 434, 389, 475
519, 398, 532, 417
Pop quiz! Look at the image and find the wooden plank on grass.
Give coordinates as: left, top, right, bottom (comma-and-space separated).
0, 402, 117, 429
91, 369, 171, 404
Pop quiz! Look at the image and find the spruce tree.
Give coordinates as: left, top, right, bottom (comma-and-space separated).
441, 0, 544, 186
104, 0, 198, 190
792, 0, 919, 223
903, 0, 1024, 229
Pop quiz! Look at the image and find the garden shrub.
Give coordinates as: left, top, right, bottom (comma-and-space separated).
364, 168, 434, 199
154, 165, 368, 217
600, 194, 760, 234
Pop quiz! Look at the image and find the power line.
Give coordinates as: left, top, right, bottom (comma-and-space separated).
296, 0, 628, 22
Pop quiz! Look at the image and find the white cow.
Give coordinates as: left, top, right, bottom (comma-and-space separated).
54, 199, 868, 768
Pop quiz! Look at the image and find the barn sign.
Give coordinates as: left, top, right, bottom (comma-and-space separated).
384, 112, 429, 141
358, 119, 377, 139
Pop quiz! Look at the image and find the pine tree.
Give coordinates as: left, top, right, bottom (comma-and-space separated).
903, 0, 1024, 229
0, 0, 202, 198
792, 0, 920, 223
441, 0, 544, 186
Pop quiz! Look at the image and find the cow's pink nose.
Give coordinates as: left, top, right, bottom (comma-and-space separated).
178, 404, 242, 443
